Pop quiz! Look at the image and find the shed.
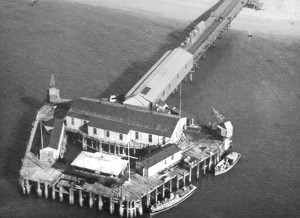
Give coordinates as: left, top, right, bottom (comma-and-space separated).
71, 151, 128, 177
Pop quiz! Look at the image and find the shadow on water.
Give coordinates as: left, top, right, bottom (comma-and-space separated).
99, 0, 226, 98
3, 96, 42, 186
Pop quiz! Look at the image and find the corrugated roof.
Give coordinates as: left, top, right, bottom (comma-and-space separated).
48, 118, 64, 149
67, 98, 179, 137
125, 48, 193, 103
140, 144, 181, 168
71, 151, 128, 176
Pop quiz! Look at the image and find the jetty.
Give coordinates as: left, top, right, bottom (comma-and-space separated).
19, 0, 245, 217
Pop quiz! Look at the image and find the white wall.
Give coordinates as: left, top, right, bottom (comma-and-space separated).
87, 126, 129, 144
65, 116, 88, 131
147, 150, 182, 177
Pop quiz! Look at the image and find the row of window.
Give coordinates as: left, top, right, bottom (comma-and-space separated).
71, 117, 166, 143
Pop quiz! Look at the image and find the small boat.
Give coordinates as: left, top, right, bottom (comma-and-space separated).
150, 184, 197, 216
214, 152, 241, 176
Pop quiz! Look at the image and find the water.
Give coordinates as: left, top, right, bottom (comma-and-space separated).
0, 0, 299, 217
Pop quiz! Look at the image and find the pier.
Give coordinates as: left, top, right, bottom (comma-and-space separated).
20, 0, 242, 216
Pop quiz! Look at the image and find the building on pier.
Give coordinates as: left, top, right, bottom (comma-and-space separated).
39, 118, 66, 163
65, 97, 187, 151
135, 144, 182, 177
124, 47, 194, 109
71, 151, 128, 177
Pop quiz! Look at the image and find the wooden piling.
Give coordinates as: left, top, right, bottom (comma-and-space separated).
138, 198, 143, 216
98, 195, 103, 211
176, 175, 179, 190
197, 162, 200, 179
59, 186, 63, 202
79, 189, 83, 207
89, 192, 93, 208
44, 182, 48, 199
52, 186, 56, 200
109, 196, 114, 214
146, 192, 150, 208
36, 181, 42, 197
119, 199, 124, 217
183, 172, 186, 187
69, 186, 74, 204
189, 167, 192, 183
162, 183, 165, 199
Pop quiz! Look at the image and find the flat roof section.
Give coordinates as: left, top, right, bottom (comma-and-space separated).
71, 151, 128, 176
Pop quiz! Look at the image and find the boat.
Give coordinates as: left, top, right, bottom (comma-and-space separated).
150, 184, 197, 216
214, 152, 241, 176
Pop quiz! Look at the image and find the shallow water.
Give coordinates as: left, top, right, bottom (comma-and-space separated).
0, 0, 299, 217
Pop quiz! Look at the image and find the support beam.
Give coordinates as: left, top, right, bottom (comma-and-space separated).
109, 197, 114, 214
203, 159, 207, 175
52, 186, 56, 200
189, 167, 192, 183
25, 179, 31, 195
183, 173, 186, 187
69, 186, 74, 204
89, 192, 93, 208
44, 182, 48, 199
37, 181, 42, 197
79, 190, 83, 207
176, 175, 179, 190
20, 179, 26, 194
98, 195, 103, 211
162, 183, 165, 199
138, 198, 143, 216
189, 72, 193, 83
126, 201, 130, 218
197, 162, 200, 179
146, 192, 150, 208
119, 199, 124, 217
59, 186, 63, 202
154, 188, 158, 204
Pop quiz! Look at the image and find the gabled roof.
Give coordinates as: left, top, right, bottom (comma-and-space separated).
139, 144, 181, 168
48, 118, 64, 149
67, 98, 180, 137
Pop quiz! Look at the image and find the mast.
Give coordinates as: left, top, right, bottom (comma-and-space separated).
127, 142, 131, 182
40, 122, 43, 149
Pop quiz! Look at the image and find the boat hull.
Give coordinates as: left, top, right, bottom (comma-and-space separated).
150, 185, 197, 216
214, 152, 241, 176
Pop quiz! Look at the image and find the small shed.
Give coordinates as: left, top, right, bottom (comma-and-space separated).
40, 118, 65, 164
71, 151, 128, 177
136, 144, 182, 177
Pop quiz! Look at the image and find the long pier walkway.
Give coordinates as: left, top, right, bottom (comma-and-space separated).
183, 0, 247, 61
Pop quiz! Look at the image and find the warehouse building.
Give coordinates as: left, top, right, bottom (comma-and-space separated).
124, 47, 194, 109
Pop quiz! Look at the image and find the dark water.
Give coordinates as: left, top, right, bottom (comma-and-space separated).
0, 0, 299, 217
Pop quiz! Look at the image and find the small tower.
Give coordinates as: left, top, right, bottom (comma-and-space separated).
47, 74, 61, 103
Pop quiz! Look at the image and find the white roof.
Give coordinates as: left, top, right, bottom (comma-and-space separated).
125, 48, 193, 103
71, 151, 128, 176
123, 93, 151, 108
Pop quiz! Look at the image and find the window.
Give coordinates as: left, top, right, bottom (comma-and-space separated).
177, 74, 179, 79
165, 159, 167, 164
119, 133, 123, 141
93, 128, 97, 134
171, 154, 174, 160
168, 84, 171, 89
135, 132, 139, 140
148, 134, 152, 143
162, 137, 166, 144
106, 130, 110, 138
83, 120, 87, 125
71, 117, 74, 125
162, 90, 165, 96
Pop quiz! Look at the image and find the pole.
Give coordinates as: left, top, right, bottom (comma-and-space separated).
128, 142, 131, 182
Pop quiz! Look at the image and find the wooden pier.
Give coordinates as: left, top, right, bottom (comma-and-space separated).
19, 0, 242, 216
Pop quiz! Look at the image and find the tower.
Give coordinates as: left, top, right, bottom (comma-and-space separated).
47, 74, 61, 103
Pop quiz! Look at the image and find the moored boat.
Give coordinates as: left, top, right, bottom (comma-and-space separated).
214, 152, 241, 176
150, 184, 197, 216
